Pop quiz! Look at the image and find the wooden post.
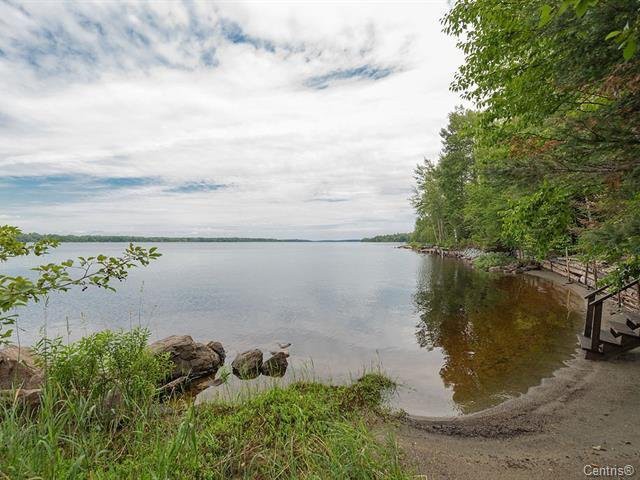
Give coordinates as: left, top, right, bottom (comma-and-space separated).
590, 301, 603, 352
584, 293, 596, 338
584, 262, 589, 287
593, 261, 598, 287
618, 292, 622, 309
565, 248, 572, 283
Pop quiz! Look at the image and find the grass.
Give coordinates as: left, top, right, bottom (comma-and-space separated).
0, 330, 411, 479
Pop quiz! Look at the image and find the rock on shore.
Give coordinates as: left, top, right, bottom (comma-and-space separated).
0, 346, 42, 390
0, 346, 44, 407
232, 349, 263, 379
261, 352, 289, 377
149, 335, 224, 381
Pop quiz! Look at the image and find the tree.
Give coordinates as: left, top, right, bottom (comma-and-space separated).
411, 109, 477, 246
416, 0, 640, 282
0, 225, 161, 345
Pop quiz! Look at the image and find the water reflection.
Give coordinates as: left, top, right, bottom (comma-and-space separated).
414, 256, 582, 413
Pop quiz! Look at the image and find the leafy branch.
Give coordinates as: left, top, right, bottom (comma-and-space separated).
0, 225, 161, 345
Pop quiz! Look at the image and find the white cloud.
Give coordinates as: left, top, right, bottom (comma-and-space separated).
0, 0, 462, 239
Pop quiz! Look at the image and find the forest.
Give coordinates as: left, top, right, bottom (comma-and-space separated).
411, 0, 640, 285
361, 233, 411, 242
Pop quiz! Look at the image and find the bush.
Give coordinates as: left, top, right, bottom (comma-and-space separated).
34, 328, 170, 411
473, 252, 516, 271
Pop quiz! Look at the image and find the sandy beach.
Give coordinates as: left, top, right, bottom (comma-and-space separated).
396, 270, 640, 479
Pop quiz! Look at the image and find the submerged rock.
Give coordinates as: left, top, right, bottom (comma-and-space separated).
261, 352, 289, 377
232, 349, 263, 379
149, 335, 223, 381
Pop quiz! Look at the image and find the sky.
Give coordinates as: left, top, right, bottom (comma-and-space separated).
0, 0, 463, 239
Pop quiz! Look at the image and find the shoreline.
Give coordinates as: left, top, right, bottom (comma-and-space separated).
395, 264, 640, 479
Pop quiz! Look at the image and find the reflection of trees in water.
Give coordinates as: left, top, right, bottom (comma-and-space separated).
414, 257, 580, 413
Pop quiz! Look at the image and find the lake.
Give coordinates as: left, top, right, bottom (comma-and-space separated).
3, 242, 583, 416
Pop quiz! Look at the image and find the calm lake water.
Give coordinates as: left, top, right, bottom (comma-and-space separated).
4, 242, 583, 416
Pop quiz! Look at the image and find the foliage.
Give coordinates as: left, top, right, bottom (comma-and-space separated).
361, 233, 411, 242
0, 225, 161, 345
473, 253, 516, 271
411, 109, 477, 247
501, 183, 575, 260
412, 0, 640, 284
0, 371, 409, 479
34, 328, 170, 412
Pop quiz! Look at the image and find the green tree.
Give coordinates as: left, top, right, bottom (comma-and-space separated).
420, 0, 640, 282
412, 109, 477, 247
502, 182, 576, 259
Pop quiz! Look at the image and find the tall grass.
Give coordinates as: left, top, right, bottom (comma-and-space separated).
0, 329, 411, 479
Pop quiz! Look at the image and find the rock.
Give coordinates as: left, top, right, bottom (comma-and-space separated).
20, 388, 42, 408
0, 345, 43, 390
0, 387, 42, 409
232, 349, 263, 379
149, 335, 222, 381
261, 352, 289, 377
488, 266, 501, 273
206, 341, 226, 364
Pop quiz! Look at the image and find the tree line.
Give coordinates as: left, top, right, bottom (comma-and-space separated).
411, 0, 640, 285
17, 233, 312, 243
361, 233, 410, 242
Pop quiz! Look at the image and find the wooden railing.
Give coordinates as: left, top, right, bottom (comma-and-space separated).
584, 278, 640, 353
542, 257, 640, 311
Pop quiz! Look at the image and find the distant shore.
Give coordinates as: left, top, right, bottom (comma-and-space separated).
17, 233, 412, 243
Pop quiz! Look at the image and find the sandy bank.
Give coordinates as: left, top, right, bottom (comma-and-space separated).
396, 269, 640, 479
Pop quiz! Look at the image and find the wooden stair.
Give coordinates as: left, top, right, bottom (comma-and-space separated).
580, 278, 640, 360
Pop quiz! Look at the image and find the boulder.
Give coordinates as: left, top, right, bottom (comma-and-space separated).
0, 346, 43, 390
261, 352, 289, 377
206, 341, 226, 364
232, 349, 263, 379
149, 335, 222, 381
0, 388, 42, 409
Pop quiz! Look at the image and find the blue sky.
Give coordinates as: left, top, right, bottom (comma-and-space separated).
0, 1, 462, 239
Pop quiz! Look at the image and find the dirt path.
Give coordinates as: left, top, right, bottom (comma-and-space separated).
396, 270, 640, 479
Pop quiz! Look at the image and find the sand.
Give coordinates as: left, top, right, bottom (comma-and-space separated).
395, 269, 640, 479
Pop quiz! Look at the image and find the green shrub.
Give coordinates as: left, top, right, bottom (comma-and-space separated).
34, 328, 170, 410
473, 252, 516, 271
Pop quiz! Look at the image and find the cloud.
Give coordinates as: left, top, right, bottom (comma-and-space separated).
305, 64, 396, 90
0, 174, 159, 206
0, 1, 463, 239
306, 197, 350, 203
165, 181, 231, 194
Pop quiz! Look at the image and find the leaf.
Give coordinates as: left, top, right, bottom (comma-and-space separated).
623, 36, 637, 61
575, 1, 589, 18
605, 30, 621, 41
539, 4, 553, 27
559, 0, 571, 15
